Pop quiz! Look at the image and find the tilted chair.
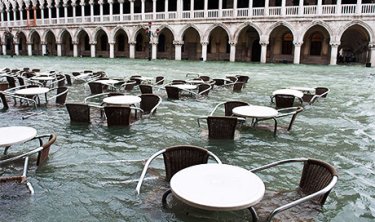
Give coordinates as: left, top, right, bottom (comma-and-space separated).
104, 106, 143, 126
199, 75, 210, 82
6, 76, 17, 89
64, 74, 73, 85
139, 84, 153, 94
0, 157, 34, 195
250, 158, 338, 222
139, 94, 162, 116
198, 116, 238, 139
233, 81, 245, 92
66, 103, 91, 123
88, 82, 105, 94
272, 94, 302, 109
121, 80, 137, 92
135, 145, 222, 199
308, 87, 330, 105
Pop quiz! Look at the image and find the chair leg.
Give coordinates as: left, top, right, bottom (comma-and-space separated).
272, 117, 278, 137
4, 146, 10, 155
248, 206, 258, 222
162, 189, 172, 208
287, 113, 297, 131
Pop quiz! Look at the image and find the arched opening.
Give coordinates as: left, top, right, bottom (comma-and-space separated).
45, 31, 57, 56
182, 27, 201, 60
61, 30, 73, 56
236, 26, 261, 62
157, 28, 174, 59
18, 32, 28, 55
207, 26, 230, 61
114, 29, 129, 58
309, 32, 323, 56
95, 29, 109, 58
30, 31, 42, 56
135, 29, 148, 59
301, 25, 331, 65
77, 30, 90, 57
339, 25, 370, 64
268, 25, 294, 63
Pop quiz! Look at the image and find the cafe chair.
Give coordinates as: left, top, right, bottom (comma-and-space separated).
88, 82, 104, 94
130, 76, 142, 85
0, 156, 35, 195
6, 76, 17, 89
170, 80, 187, 85
47, 86, 69, 105
197, 116, 238, 139
121, 80, 137, 92
308, 87, 330, 105
271, 94, 302, 109
209, 101, 249, 116
66, 103, 91, 123
165, 85, 180, 100
64, 74, 73, 85
236, 75, 249, 87
139, 84, 153, 94
135, 145, 222, 196
139, 94, 162, 117
104, 106, 143, 127
197, 83, 211, 97
233, 82, 245, 92
155, 76, 165, 85
199, 76, 211, 82
0, 92, 9, 109
250, 158, 338, 222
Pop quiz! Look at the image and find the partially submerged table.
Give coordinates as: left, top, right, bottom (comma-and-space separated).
15, 87, 50, 105
103, 95, 141, 106
0, 126, 37, 155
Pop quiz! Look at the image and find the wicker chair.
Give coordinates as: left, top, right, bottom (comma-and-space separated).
233, 82, 245, 92
66, 103, 91, 123
308, 87, 330, 105
139, 84, 153, 94
165, 85, 180, 99
0, 157, 34, 195
121, 80, 137, 92
250, 158, 338, 222
0, 92, 9, 109
155, 76, 165, 85
64, 74, 72, 85
135, 145, 222, 195
198, 116, 238, 139
104, 106, 143, 126
48, 87, 69, 105
139, 94, 162, 116
171, 80, 186, 85
273, 94, 296, 109
197, 83, 211, 96
88, 82, 104, 94
6, 76, 16, 89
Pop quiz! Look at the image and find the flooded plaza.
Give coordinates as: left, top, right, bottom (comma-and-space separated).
0, 56, 374, 221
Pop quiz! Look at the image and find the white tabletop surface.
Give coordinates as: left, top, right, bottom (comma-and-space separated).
289, 86, 316, 93
15, 87, 50, 96
173, 84, 197, 90
32, 76, 55, 81
103, 95, 141, 105
272, 89, 304, 98
186, 79, 204, 84
170, 164, 265, 211
0, 126, 37, 147
232, 105, 278, 118
95, 79, 119, 85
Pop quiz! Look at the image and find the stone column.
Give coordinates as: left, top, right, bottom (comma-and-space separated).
14, 44, 19, 56
370, 44, 375, 67
233, 0, 237, 16
56, 4, 60, 24
109, 0, 113, 21
40, 6, 45, 25
42, 42, 47, 55
264, 0, 269, 16
260, 41, 268, 64
317, 0, 322, 15
356, 0, 362, 14
2, 44, 6, 55
27, 43, 32, 56
119, 0, 124, 21
173, 40, 183, 61
81, 1, 85, 20
73, 42, 78, 57
336, 0, 341, 15
48, 5, 52, 24
141, 0, 145, 20
19, 8, 23, 25
219, 0, 222, 17
129, 41, 136, 59
99, 0, 103, 22
293, 42, 302, 64
151, 42, 157, 60
329, 42, 339, 65
152, 0, 156, 19
204, 0, 208, 18
90, 0, 94, 22
109, 42, 115, 58
13, 9, 17, 24
190, 0, 194, 18
72, 2, 76, 23
6, 9, 10, 27
57, 42, 62, 56
298, 0, 303, 15
165, 0, 169, 13
63, 3, 68, 23
201, 41, 208, 61
229, 41, 236, 62
90, 42, 96, 57
0, 10, 4, 27
130, 0, 134, 20
248, 0, 253, 16
281, 0, 286, 16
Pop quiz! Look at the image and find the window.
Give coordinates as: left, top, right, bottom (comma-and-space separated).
310, 32, 323, 56
282, 32, 293, 55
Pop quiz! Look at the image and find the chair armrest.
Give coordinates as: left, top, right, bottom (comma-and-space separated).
197, 116, 207, 127
209, 102, 226, 116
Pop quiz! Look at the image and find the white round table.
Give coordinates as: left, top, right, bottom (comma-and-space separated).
95, 79, 119, 85
289, 86, 316, 94
186, 79, 204, 84
15, 87, 50, 96
170, 164, 265, 211
103, 95, 141, 105
173, 84, 197, 90
232, 105, 278, 118
31, 76, 55, 81
0, 126, 37, 147
272, 89, 304, 98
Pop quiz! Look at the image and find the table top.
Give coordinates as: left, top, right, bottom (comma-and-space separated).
173, 84, 197, 90
15, 87, 50, 96
170, 164, 265, 211
186, 79, 204, 84
232, 105, 278, 118
0, 126, 37, 147
32, 76, 55, 81
103, 95, 141, 105
272, 89, 304, 98
289, 86, 316, 94
95, 79, 119, 85
134, 76, 153, 81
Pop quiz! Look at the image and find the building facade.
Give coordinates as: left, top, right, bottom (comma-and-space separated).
0, 0, 374, 66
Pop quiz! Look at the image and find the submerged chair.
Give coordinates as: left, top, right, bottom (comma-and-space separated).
139, 84, 153, 94
135, 145, 222, 196
155, 76, 165, 85
66, 103, 91, 123
210, 101, 249, 116
308, 87, 330, 105
198, 116, 238, 139
165, 86, 180, 100
139, 94, 162, 116
0, 92, 9, 109
250, 158, 338, 222
0, 157, 34, 195
272, 94, 298, 109
233, 82, 245, 92
104, 106, 143, 126
48, 87, 69, 105
197, 83, 211, 96
88, 82, 104, 94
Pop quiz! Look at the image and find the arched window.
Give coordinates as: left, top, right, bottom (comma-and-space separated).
136, 34, 143, 52
310, 32, 323, 56
281, 32, 293, 55
158, 34, 166, 52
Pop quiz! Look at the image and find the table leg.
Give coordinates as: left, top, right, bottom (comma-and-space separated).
162, 189, 172, 208
248, 206, 258, 222
4, 145, 10, 155
272, 117, 278, 137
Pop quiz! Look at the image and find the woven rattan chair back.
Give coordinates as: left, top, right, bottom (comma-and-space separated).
66, 103, 90, 123
198, 83, 211, 96
213, 78, 225, 86
56, 87, 68, 104
315, 87, 329, 98
163, 145, 210, 181
274, 94, 295, 109
207, 116, 237, 139
155, 76, 165, 85
6, 76, 16, 88
139, 84, 153, 94
140, 94, 161, 114
199, 76, 210, 82
300, 159, 338, 205
165, 86, 180, 99
237, 75, 249, 83
37, 133, 57, 166
124, 80, 136, 91
233, 82, 244, 92
104, 106, 131, 126
17, 77, 26, 88
171, 80, 186, 85
0, 92, 9, 109
64, 74, 72, 85
224, 101, 248, 116
56, 74, 66, 87
88, 82, 103, 94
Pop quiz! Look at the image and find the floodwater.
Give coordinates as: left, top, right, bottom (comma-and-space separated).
0, 56, 374, 221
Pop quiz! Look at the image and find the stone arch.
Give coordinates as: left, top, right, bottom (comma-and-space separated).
110, 26, 130, 43
181, 25, 202, 61
28, 29, 42, 43
130, 25, 147, 43
157, 26, 175, 59
299, 20, 334, 43
337, 20, 374, 43
234, 23, 262, 62
205, 25, 231, 61
267, 24, 296, 63
233, 22, 263, 43
41, 29, 56, 43
179, 24, 202, 41
265, 21, 298, 43
92, 26, 109, 43
203, 23, 232, 43
57, 28, 73, 43
73, 27, 91, 43
156, 24, 176, 41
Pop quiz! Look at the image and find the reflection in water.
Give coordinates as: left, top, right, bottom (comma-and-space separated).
0, 57, 374, 221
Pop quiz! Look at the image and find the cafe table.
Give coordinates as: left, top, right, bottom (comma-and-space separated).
102, 95, 141, 106
170, 164, 265, 219
232, 105, 279, 136
0, 126, 37, 155
289, 86, 316, 94
95, 79, 119, 85
15, 87, 50, 105
272, 89, 304, 98
173, 84, 197, 90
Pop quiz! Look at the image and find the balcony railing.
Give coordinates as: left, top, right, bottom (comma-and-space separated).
2, 4, 375, 28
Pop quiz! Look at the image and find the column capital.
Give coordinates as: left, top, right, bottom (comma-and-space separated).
173, 40, 184, 45
201, 41, 209, 46
41, 41, 47, 45
89, 0, 95, 5
108, 41, 115, 44
129, 41, 136, 45
329, 41, 340, 47
56, 41, 62, 45
228, 41, 237, 46
293, 41, 303, 47
72, 41, 78, 45
259, 40, 269, 46
118, 0, 125, 3
98, 0, 104, 4
90, 41, 97, 45
63, 3, 68, 7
